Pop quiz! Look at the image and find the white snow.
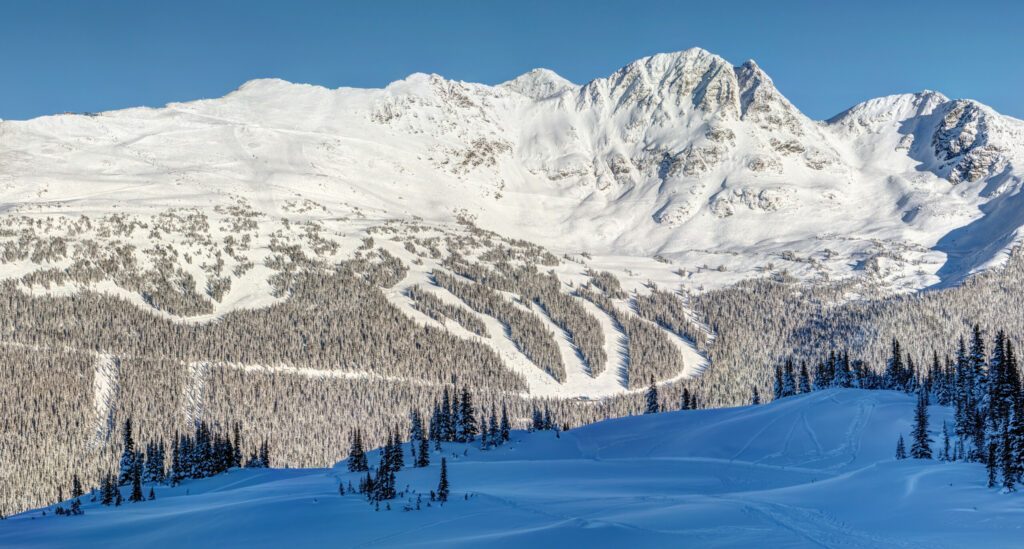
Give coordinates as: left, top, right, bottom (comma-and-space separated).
1, 48, 1022, 302
5, 389, 1021, 547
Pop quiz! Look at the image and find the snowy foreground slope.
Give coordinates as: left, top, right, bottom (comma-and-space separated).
4, 389, 1021, 548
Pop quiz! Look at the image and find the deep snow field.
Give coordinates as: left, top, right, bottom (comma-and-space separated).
2, 388, 1021, 548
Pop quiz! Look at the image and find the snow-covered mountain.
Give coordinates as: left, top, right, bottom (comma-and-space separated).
4, 389, 1019, 548
1, 47, 1022, 296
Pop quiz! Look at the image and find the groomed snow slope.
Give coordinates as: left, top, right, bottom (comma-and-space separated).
5, 389, 1022, 548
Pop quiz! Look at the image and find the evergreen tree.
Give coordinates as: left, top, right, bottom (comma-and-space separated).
437, 458, 449, 503
100, 472, 114, 506
798, 363, 811, 394
644, 377, 659, 414
781, 359, 795, 398
439, 389, 453, 442
118, 418, 136, 485
1001, 426, 1015, 492
71, 474, 83, 499
751, 386, 761, 405
895, 434, 907, 460
772, 365, 784, 400
429, 404, 441, 448
409, 410, 424, 451
941, 421, 952, 462
390, 432, 404, 471
487, 408, 499, 447
129, 458, 144, 502
813, 356, 829, 391
910, 389, 933, 459
884, 338, 904, 391
836, 352, 853, 388
348, 430, 369, 472
170, 433, 185, 485
416, 433, 430, 468
458, 387, 478, 442
450, 389, 462, 442
969, 324, 988, 405
530, 407, 543, 431
373, 457, 396, 502
500, 404, 511, 442
232, 422, 244, 468
259, 440, 271, 468
681, 388, 692, 410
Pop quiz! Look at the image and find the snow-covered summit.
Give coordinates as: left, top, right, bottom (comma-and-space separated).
1, 48, 1023, 294
499, 68, 576, 99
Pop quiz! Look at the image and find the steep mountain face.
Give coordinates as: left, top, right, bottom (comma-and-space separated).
1, 48, 1021, 294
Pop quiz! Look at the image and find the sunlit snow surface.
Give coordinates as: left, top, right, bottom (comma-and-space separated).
4, 389, 1021, 548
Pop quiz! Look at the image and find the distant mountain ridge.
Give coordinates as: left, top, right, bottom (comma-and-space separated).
1, 47, 1022, 292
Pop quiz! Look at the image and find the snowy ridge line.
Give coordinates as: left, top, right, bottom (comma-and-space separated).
1, 48, 1023, 300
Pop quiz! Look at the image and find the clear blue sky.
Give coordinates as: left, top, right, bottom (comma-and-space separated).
2, 0, 1022, 121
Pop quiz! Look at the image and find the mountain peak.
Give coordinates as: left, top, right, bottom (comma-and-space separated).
499, 68, 576, 100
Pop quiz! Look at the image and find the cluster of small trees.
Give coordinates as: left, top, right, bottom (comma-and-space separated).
345, 400, 475, 507
427, 387, 511, 450
69, 417, 271, 514
644, 378, 701, 415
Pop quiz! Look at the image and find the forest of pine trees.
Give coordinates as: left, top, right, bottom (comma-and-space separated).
13, 206, 1024, 518
756, 325, 1024, 492
53, 417, 272, 517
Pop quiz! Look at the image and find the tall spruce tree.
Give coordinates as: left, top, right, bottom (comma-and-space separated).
941, 421, 952, 462
100, 472, 114, 506
1001, 426, 1015, 492
348, 430, 369, 472
644, 377, 659, 414
439, 389, 454, 442
70, 474, 83, 499
409, 410, 424, 451
798, 363, 811, 394
416, 433, 430, 468
500, 404, 511, 442
782, 359, 796, 398
910, 389, 933, 459
437, 458, 449, 503
118, 418, 136, 485
458, 387, 478, 442
129, 458, 144, 502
